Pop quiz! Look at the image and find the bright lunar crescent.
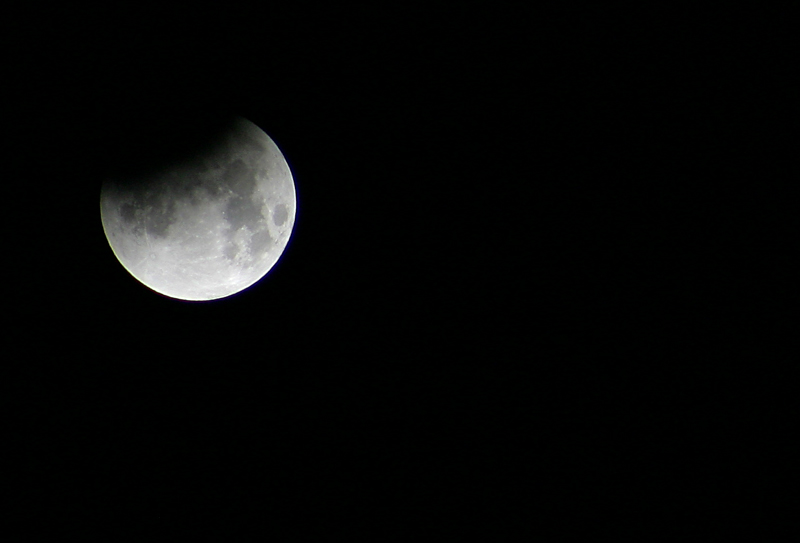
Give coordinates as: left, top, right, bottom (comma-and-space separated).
100, 116, 296, 301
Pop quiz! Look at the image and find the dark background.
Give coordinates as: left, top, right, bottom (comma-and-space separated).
3, 4, 790, 537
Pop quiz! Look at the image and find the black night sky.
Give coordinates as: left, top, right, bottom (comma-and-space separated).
5, 4, 782, 537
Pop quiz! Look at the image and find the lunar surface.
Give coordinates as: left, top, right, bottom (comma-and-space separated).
100, 116, 296, 301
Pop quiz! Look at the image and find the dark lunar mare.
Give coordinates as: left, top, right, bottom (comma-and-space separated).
273, 204, 288, 226
223, 159, 263, 231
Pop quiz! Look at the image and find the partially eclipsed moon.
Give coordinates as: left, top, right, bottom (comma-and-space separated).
100, 116, 296, 301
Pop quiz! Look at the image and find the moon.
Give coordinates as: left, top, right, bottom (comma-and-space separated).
100, 116, 296, 301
